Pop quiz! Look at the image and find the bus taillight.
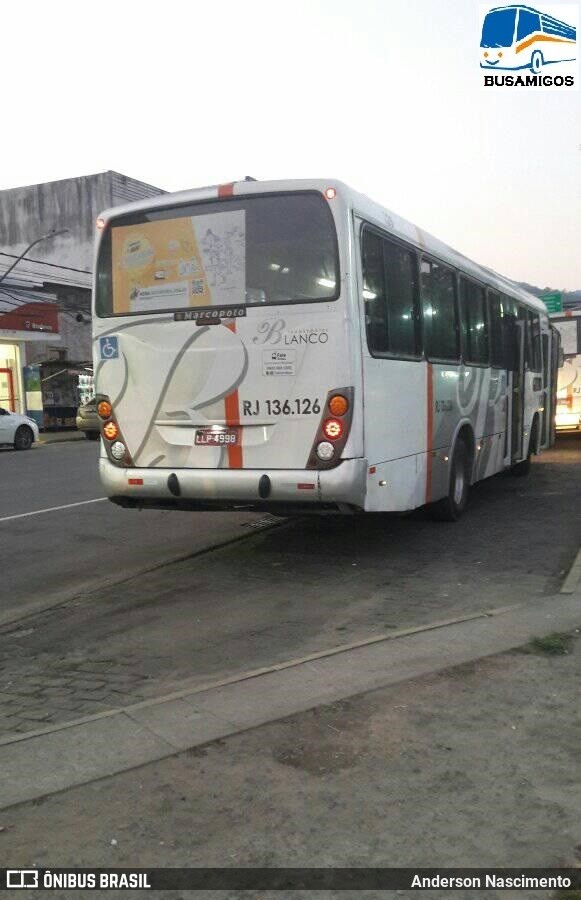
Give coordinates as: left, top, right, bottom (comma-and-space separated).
103, 420, 119, 441
328, 394, 349, 416
306, 386, 354, 470
95, 394, 133, 468
323, 418, 343, 440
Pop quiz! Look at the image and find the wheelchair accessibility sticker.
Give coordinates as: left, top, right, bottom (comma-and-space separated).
99, 336, 119, 360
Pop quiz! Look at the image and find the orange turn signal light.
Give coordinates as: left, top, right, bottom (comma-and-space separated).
97, 400, 112, 419
103, 421, 119, 441
328, 394, 349, 417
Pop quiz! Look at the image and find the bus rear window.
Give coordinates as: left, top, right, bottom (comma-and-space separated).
96, 192, 339, 317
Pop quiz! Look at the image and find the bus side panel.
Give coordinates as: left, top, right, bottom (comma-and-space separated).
362, 357, 427, 512
522, 369, 543, 454
428, 364, 508, 502
363, 360, 509, 513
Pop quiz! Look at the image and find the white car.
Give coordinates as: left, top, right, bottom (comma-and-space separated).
0, 407, 40, 450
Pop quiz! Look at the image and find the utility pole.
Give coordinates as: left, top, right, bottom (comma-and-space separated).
0, 228, 69, 285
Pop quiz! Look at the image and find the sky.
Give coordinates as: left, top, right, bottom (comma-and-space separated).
1, 0, 580, 288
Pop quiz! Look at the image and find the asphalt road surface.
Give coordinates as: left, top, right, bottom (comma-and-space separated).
0, 435, 579, 739
0, 440, 263, 626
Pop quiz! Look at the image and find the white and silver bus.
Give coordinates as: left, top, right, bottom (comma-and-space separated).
92, 179, 559, 521
551, 310, 581, 432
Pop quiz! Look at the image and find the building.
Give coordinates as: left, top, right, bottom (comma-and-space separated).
0, 171, 164, 424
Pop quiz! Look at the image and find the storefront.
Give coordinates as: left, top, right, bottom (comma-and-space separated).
0, 339, 24, 413
0, 296, 60, 417
24, 360, 93, 429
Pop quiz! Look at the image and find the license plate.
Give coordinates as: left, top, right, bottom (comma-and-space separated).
195, 428, 240, 446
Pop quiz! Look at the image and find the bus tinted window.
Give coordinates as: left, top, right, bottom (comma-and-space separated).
488, 291, 503, 367
529, 312, 542, 371
522, 306, 533, 368
459, 278, 489, 365
361, 231, 388, 353
96, 192, 339, 317
420, 259, 459, 362
361, 231, 419, 357
383, 239, 419, 356
502, 296, 519, 369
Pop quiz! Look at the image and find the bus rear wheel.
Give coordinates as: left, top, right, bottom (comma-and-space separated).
429, 440, 470, 522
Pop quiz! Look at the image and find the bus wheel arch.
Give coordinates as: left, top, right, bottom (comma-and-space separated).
511, 415, 539, 477
428, 425, 474, 522
455, 424, 476, 482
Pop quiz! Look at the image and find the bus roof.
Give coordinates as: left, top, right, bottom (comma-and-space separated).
98, 177, 548, 316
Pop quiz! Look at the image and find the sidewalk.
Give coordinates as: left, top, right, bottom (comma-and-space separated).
0, 618, 579, 900
36, 430, 86, 445
1, 590, 579, 810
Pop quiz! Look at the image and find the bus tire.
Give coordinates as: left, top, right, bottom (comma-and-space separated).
530, 50, 543, 74
510, 419, 537, 478
428, 440, 470, 522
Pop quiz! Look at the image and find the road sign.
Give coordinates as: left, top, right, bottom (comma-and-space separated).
541, 292, 563, 314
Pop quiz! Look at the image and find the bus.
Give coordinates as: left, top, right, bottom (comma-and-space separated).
480, 5, 576, 75
551, 310, 581, 432
92, 179, 559, 521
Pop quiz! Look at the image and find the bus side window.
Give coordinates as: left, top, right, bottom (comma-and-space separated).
501, 296, 518, 370
420, 258, 459, 362
459, 277, 489, 365
361, 229, 389, 354
521, 306, 533, 369
488, 291, 503, 368
529, 312, 542, 372
382, 238, 420, 357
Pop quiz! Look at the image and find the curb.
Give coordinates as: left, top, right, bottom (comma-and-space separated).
37, 433, 87, 445
1, 591, 579, 811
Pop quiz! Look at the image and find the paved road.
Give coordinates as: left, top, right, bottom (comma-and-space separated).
0, 436, 578, 738
0, 441, 263, 626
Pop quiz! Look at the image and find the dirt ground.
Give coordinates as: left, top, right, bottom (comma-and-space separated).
1, 632, 579, 900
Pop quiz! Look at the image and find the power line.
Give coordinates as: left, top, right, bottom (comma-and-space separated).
0, 287, 58, 309
0, 250, 90, 275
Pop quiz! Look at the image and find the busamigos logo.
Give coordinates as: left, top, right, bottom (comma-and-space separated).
480, 4, 577, 87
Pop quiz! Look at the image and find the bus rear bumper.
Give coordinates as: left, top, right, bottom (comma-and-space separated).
99, 457, 368, 512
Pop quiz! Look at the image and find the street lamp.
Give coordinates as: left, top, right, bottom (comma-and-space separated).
0, 228, 70, 285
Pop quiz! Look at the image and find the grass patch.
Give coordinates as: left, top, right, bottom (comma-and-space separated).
529, 632, 572, 656
554, 890, 581, 900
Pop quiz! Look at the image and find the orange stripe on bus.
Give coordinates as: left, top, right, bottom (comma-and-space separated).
516, 34, 575, 53
223, 320, 243, 469
218, 183, 235, 197
425, 362, 434, 504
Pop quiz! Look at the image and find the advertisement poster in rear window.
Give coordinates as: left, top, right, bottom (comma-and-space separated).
111, 211, 246, 314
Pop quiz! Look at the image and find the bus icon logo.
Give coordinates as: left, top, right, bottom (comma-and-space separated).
7, 870, 39, 888
480, 4, 577, 83
99, 336, 119, 360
